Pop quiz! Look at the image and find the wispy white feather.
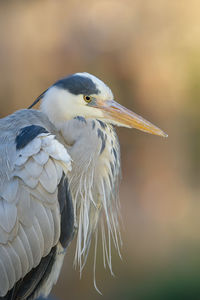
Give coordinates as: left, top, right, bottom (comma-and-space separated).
65, 120, 122, 282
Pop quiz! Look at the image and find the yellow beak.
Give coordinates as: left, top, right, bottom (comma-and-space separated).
96, 100, 168, 137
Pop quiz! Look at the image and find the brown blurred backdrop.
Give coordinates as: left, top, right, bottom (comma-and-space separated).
0, 1, 200, 299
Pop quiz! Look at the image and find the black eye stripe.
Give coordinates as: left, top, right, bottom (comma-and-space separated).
54, 75, 100, 95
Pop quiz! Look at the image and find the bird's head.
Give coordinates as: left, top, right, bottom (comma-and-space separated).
30, 72, 167, 137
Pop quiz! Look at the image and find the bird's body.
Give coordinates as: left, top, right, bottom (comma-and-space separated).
0, 109, 72, 299
0, 73, 167, 299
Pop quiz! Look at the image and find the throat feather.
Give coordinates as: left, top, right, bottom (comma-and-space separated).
64, 119, 121, 275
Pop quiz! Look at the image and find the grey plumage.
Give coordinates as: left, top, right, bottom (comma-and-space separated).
58, 176, 74, 249
0, 108, 121, 299
0, 72, 166, 299
59, 116, 121, 275
97, 128, 106, 154
0, 110, 72, 298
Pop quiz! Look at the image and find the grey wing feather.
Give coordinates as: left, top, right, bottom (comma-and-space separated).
0, 109, 72, 297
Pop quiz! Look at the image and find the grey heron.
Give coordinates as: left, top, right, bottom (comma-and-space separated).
0, 73, 167, 299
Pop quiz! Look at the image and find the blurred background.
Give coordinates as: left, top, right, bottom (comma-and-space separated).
0, 0, 200, 299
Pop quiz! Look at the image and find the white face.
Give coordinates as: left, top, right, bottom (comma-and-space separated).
40, 72, 167, 137
40, 73, 114, 127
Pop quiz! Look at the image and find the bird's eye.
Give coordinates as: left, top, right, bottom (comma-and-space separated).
83, 95, 92, 103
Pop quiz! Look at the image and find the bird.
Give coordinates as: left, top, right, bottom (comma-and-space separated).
0, 72, 167, 300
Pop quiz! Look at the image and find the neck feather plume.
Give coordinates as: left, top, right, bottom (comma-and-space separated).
60, 117, 121, 287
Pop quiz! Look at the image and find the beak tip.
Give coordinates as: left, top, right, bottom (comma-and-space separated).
162, 132, 168, 138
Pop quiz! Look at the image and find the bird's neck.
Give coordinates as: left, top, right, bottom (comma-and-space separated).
58, 117, 121, 270
60, 118, 120, 200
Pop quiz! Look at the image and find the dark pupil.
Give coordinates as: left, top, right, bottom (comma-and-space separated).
86, 96, 90, 101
